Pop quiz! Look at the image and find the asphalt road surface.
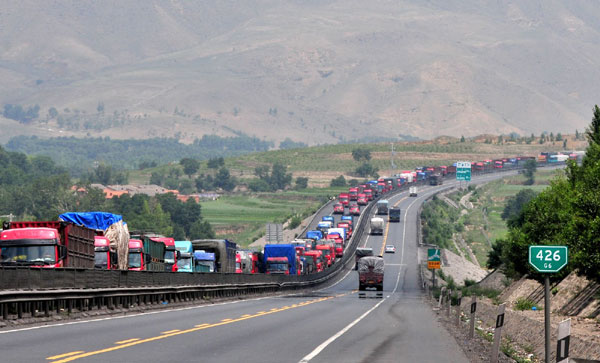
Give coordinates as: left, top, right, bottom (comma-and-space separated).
0, 169, 541, 362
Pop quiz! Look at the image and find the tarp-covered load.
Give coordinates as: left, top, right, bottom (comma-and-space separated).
357, 256, 384, 273
59, 212, 130, 270
355, 247, 374, 258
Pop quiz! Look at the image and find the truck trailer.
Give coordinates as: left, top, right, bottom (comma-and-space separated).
358, 256, 384, 291
370, 217, 384, 235
191, 239, 237, 273
263, 244, 297, 274
1, 221, 96, 268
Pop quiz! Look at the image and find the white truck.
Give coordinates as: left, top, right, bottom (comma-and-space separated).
370, 217, 384, 235
409, 186, 418, 197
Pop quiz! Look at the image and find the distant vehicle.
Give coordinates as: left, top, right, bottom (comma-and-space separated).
349, 205, 361, 216
322, 216, 334, 224
191, 239, 237, 273
127, 239, 146, 271
338, 193, 349, 206
429, 174, 443, 185
388, 207, 401, 222
94, 236, 118, 270
341, 215, 353, 223
348, 187, 359, 201
358, 256, 384, 291
364, 189, 373, 201
264, 244, 297, 275
409, 187, 418, 197
306, 230, 323, 241
304, 250, 324, 273
333, 203, 345, 214
355, 247, 373, 270
376, 200, 389, 215
357, 194, 368, 205
385, 245, 396, 253
370, 217, 384, 235
174, 241, 193, 272
317, 221, 332, 235
193, 250, 215, 272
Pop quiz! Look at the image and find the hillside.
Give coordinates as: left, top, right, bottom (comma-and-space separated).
2, 0, 600, 144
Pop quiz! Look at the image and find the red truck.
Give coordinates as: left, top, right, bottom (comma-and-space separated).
337, 222, 352, 238
357, 193, 368, 205
128, 239, 145, 271
303, 250, 324, 273
1, 221, 96, 268
338, 192, 349, 206
348, 187, 359, 201
152, 237, 178, 272
265, 256, 290, 274
333, 202, 345, 214
94, 236, 118, 269
364, 189, 373, 201
358, 256, 384, 291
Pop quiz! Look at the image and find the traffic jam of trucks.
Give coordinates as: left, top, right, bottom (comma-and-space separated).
0, 152, 570, 280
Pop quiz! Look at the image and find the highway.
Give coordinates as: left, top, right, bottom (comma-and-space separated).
0, 170, 527, 362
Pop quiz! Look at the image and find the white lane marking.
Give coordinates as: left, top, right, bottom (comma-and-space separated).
299, 246, 406, 362
298, 298, 387, 363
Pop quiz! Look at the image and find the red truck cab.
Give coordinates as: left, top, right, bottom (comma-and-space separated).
337, 222, 352, 238
128, 239, 145, 271
357, 193, 368, 205
94, 236, 117, 269
0, 228, 63, 268
338, 193, 349, 206
333, 202, 345, 214
348, 187, 358, 201
236, 252, 242, 273
364, 189, 373, 201
304, 250, 324, 272
265, 256, 290, 275
153, 237, 178, 272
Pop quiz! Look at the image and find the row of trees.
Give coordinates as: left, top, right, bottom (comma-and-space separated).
489, 105, 600, 283
0, 145, 214, 240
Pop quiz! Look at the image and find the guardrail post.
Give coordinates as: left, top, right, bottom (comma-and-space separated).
455, 291, 462, 326
490, 303, 506, 363
1, 303, 6, 320
469, 295, 477, 339
556, 318, 571, 363
438, 287, 446, 309
17, 302, 23, 319
446, 289, 452, 317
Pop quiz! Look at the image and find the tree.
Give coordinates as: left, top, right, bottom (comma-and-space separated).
501, 189, 537, 228
585, 105, 600, 145
97, 102, 105, 113
460, 135, 465, 143
330, 175, 347, 187
497, 135, 503, 144
487, 239, 504, 269
189, 220, 215, 239
150, 171, 165, 186
269, 162, 292, 190
556, 132, 563, 141
48, 107, 58, 119
180, 158, 200, 178
523, 159, 537, 185
355, 162, 378, 178
351, 147, 371, 162
295, 177, 308, 190
248, 178, 270, 192
214, 167, 236, 191
207, 157, 225, 169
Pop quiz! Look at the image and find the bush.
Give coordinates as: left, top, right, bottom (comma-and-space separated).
330, 175, 347, 187
248, 178, 270, 192
514, 297, 540, 311
288, 215, 302, 229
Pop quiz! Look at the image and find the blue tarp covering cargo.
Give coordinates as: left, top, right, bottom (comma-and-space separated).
263, 244, 297, 275
306, 230, 323, 240
59, 212, 124, 231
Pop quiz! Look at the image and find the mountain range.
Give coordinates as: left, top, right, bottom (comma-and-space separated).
1, 0, 599, 145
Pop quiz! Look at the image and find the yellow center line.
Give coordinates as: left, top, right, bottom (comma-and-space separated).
115, 338, 140, 345
379, 196, 407, 255
241, 314, 252, 318
46, 352, 84, 360
160, 330, 180, 335
49, 295, 340, 363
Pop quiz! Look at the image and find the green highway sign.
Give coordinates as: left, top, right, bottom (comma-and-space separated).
456, 161, 471, 181
528, 245, 568, 273
428, 248, 441, 269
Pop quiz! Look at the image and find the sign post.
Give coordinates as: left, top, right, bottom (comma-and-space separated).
455, 291, 462, 326
529, 245, 569, 363
469, 295, 476, 339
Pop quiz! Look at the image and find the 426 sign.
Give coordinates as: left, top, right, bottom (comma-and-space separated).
528, 246, 568, 273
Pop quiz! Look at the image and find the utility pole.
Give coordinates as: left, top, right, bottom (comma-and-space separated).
390, 143, 396, 170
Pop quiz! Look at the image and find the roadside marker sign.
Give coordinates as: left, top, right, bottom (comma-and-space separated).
427, 248, 441, 269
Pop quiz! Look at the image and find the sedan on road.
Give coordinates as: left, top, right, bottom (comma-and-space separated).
385, 245, 396, 253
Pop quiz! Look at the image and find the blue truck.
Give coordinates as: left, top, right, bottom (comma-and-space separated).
174, 241, 193, 272
263, 244, 297, 275
193, 251, 215, 272
191, 239, 237, 273
306, 230, 323, 241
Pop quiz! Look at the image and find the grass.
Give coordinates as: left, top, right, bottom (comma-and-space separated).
201, 189, 333, 247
